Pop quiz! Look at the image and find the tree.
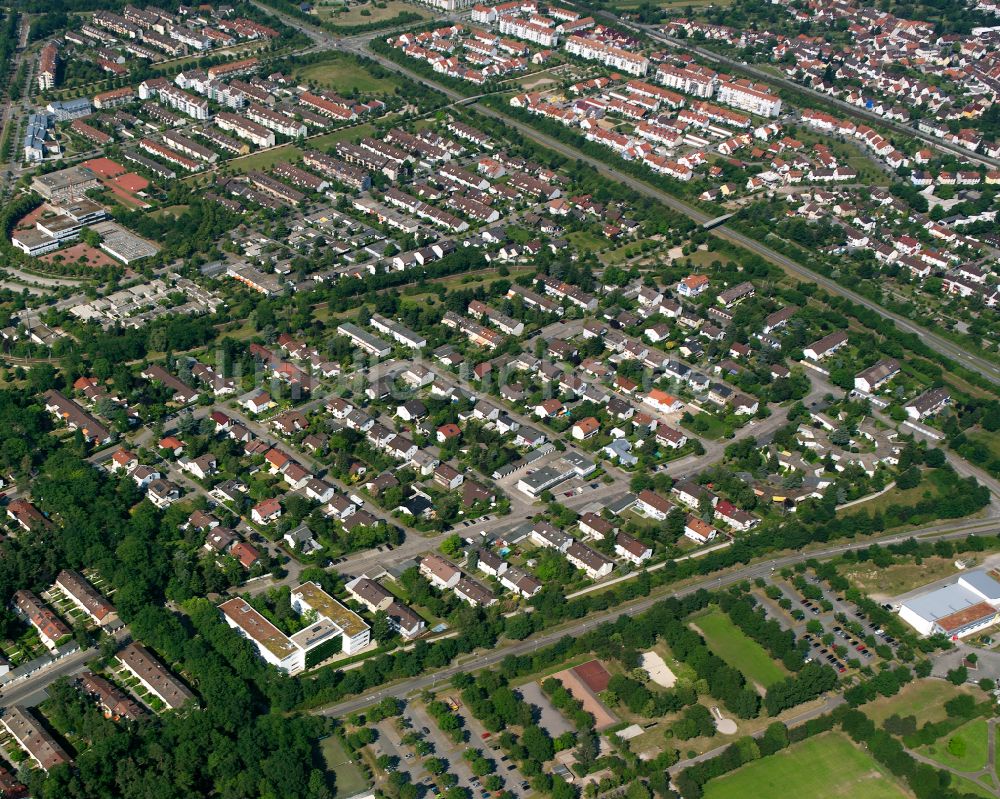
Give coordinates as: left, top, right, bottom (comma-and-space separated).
895, 466, 920, 490
521, 725, 554, 762
947, 665, 968, 685
372, 611, 394, 644
441, 534, 465, 559
424, 758, 447, 775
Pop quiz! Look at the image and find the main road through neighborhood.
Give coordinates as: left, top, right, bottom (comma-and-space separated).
290, 19, 1000, 387
314, 514, 998, 719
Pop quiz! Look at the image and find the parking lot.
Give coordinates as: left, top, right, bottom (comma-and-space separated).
455, 705, 531, 799
407, 701, 481, 791
753, 574, 892, 675
374, 700, 534, 799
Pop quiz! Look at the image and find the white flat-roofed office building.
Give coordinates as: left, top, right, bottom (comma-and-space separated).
290, 581, 371, 655
220, 597, 304, 673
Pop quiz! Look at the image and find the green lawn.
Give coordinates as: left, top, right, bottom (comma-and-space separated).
310, 124, 377, 150
702, 732, 910, 799
316, 0, 432, 26
296, 55, 402, 94
320, 736, 370, 799
863, 680, 980, 727
681, 412, 732, 441
566, 230, 606, 253
948, 775, 996, 799
602, 239, 658, 265
692, 607, 787, 690
919, 718, 990, 773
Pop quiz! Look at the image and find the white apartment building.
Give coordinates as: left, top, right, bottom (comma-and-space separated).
215, 111, 276, 148
715, 80, 782, 117
498, 15, 559, 46
246, 104, 307, 138
159, 85, 210, 120
564, 35, 648, 76
655, 64, 715, 97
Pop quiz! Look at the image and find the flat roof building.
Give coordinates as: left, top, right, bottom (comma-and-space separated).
220, 597, 303, 673
291, 581, 371, 655
899, 571, 1000, 638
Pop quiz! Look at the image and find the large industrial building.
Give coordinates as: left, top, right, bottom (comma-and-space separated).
898, 570, 1000, 639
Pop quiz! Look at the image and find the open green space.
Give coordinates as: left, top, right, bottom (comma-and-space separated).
863, 680, 981, 727
149, 204, 191, 220
691, 607, 787, 689
688, 248, 736, 269
602, 238, 658, 266
311, 124, 377, 150
681, 412, 732, 441
613, 0, 732, 8
228, 146, 302, 171
295, 55, 403, 94
842, 555, 960, 598
918, 718, 990, 773
565, 230, 606, 253
320, 735, 370, 799
947, 775, 996, 799
702, 732, 910, 799
969, 431, 1000, 461
315, 0, 432, 25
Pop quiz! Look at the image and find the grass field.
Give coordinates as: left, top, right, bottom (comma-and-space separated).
614, 0, 731, 8
681, 412, 732, 441
602, 239, 658, 265
947, 775, 995, 799
316, 0, 432, 25
863, 680, 980, 727
688, 248, 736, 269
296, 55, 402, 94
149, 204, 191, 219
841, 556, 959, 598
566, 230, 606, 253
702, 732, 910, 799
223, 145, 303, 174
919, 718, 990, 773
692, 607, 787, 690
311, 123, 377, 149
320, 736, 369, 798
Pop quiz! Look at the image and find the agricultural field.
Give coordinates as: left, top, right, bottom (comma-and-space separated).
701, 732, 910, 799
691, 607, 787, 690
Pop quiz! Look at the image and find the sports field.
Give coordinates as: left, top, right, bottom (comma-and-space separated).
320, 735, 369, 798
693, 608, 787, 689
702, 732, 910, 799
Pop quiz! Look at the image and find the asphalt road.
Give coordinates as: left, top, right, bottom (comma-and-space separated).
313, 515, 999, 719
347, 45, 1000, 387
